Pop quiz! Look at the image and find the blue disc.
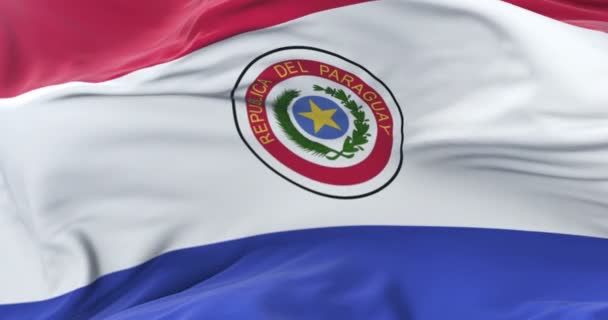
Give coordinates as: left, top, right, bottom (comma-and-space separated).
292, 96, 350, 140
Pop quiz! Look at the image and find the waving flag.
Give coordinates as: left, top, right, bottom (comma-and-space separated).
1, 0, 608, 319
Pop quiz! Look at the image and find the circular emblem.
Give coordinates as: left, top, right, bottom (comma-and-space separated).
232, 47, 404, 198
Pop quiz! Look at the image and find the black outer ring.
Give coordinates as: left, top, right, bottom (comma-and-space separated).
231, 46, 405, 199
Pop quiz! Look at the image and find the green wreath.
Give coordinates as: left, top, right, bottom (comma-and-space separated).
271, 85, 371, 160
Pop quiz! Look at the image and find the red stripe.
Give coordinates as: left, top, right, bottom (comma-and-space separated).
0, 0, 606, 98
0, 0, 368, 98
502, 0, 608, 31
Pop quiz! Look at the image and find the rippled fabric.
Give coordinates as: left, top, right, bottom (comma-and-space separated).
1, 0, 608, 319
1, 227, 608, 320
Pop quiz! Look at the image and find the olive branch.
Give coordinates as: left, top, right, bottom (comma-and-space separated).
272, 86, 371, 160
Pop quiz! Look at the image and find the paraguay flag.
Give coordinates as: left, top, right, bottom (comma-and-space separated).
1, 0, 608, 319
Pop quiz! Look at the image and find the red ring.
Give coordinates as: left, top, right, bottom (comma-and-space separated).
244, 59, 394, 186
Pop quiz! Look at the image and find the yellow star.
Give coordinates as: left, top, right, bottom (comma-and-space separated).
298, 99, 342, 134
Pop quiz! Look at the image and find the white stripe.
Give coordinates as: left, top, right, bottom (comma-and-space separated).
1, 0, 608, 303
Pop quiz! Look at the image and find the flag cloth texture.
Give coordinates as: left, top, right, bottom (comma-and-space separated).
1, 0, 608, 319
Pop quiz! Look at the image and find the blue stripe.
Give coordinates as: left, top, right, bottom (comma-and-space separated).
2, 226, 608, 320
